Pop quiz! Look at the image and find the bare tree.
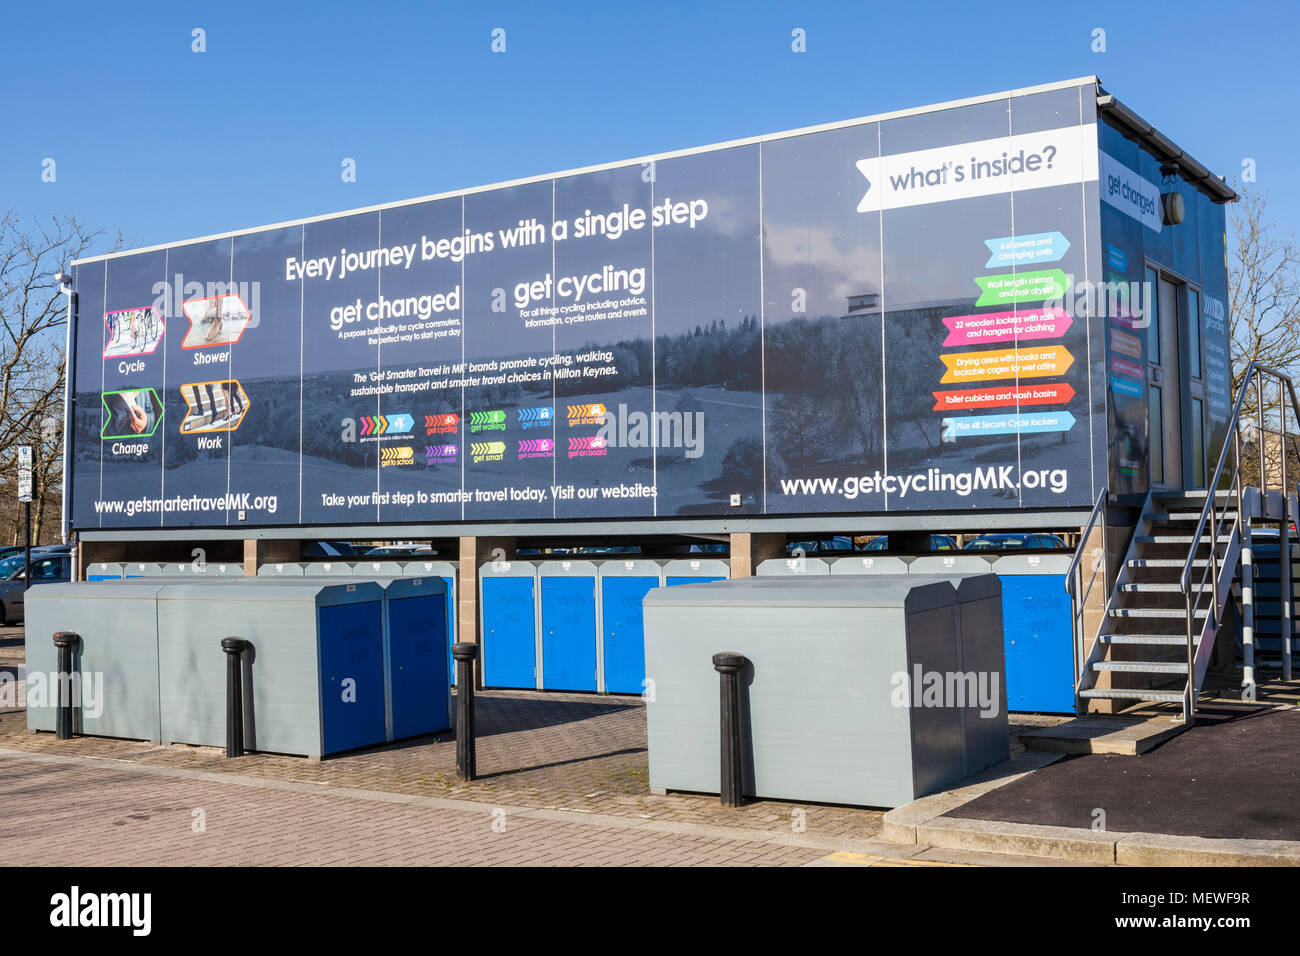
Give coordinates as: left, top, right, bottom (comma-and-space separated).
1229, 187, 1300, 390
1, 212, 120, 544
1224, 188, 1300, 490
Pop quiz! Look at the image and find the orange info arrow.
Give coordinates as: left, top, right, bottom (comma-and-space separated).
933, 382, 1075, 412
939, 345, 1073, 384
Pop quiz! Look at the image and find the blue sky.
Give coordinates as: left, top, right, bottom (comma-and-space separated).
3, 0, 1296, 256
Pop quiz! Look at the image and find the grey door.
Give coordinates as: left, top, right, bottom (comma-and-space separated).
1146, 268, 1183, 488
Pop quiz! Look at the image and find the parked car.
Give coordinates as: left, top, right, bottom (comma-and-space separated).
0, 550, 72, 625
860, 534, 958, 552
963, 533, 1067, 551
786, 536, 854, 554
305, 541, 360, 557
363, 545, 434, 557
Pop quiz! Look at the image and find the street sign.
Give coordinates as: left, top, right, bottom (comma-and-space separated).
17, 445, 32, 502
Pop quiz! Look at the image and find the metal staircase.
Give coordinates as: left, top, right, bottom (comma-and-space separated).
1067, 363, 1300, 724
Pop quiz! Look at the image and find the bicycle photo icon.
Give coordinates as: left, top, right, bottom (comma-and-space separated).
102, 306, 165, 358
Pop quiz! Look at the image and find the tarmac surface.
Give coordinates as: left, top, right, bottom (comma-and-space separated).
947, 704, 1300, 841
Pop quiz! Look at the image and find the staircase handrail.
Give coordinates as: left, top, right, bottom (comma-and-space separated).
1180, 361, 1300, 716
1180, 362, 1300, 595
1065, 486, 1108, 691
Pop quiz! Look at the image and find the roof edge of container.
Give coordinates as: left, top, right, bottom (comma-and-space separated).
1096, 85, 1238, 204
71, 76, 1100, 267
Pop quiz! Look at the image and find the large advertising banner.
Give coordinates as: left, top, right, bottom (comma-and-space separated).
71, 81, 1106, 529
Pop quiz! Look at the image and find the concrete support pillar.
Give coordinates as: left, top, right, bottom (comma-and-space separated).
457, 535, 515, 689
74, 540, 127, 581
242, 538, 299, 576
728, 532, 785, 578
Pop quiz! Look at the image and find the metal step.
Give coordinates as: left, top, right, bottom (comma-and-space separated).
1117, 583, 1183, 593
1134, 535, 1229, 545
1127, 558, 1213, 568
1096, 633, 1199, 646
1158, 511, 1238, 522
1109, 607, 1210, 619
1079, 688, 1186, 703
1092, 661, 1189, 674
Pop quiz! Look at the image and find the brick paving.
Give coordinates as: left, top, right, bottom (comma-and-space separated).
0, 753, 823, 866
0, 619, 1078, 865
0, 691, 849, 837
0, 686, 1071, 840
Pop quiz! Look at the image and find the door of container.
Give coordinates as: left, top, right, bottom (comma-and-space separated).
991, 554, 1073, 712
405, 560, 458, 685
480, 561, 538, 689
1146, 266, 1184, 489
317, 599, 388, 754
539, 561, 598, 692
385, 577, 450, 738
598, 560, 662, 694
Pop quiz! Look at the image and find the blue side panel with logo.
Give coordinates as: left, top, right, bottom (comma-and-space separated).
317, 600, 386, 754
541, 576, 598, 692
387, 592, 449, 739
601, 575, 659, 694
482, 576, 536, 688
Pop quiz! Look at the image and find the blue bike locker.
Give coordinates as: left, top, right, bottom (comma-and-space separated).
159, 561, 244, 577
757, 556, 831, 575
317, 594, 389, 754
989, 554, 1074, 713
304, 561, 359, 576
87, 562, 123, 581
353, 560, 405, 579
404, 560, 458, 685
384, 575, 452, 738
908, 554, 995, 576
539, 561, 599, 692
598, 559, 663, 695
480, 560, 539, 689
661, 558, 729, 587
257, 561, 305, 576
831, 555, 911, 575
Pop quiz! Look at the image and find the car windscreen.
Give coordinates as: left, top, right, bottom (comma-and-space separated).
968, 536, 1029, 549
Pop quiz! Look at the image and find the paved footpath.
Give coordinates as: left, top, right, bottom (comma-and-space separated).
0, 749, 1066, 866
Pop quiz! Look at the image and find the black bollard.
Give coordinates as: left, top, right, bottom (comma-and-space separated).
221, 638, 250, 758
451, 642, 480, 781
52, 632, 81, 740
712, 651, 747, 808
